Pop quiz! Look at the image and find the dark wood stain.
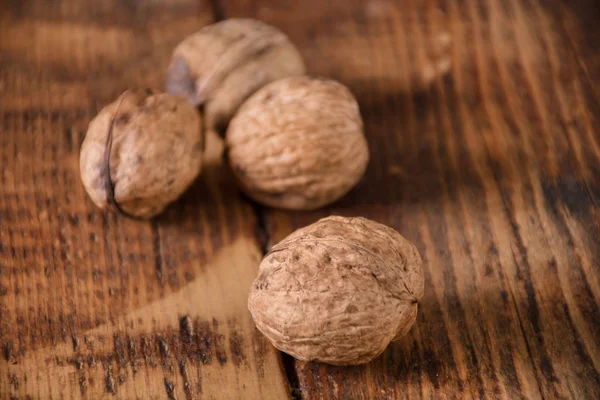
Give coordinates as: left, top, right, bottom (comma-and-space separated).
228, 331, 246, 367
71, 334, 80, 352
152, 221, 165, 287
178, 359, 193, 400
3, 342, 14, 363
42, 317, 247, 395
251, 328, 267, 378
113, 334, 127, 369
164, 378, 176, 400
103, 362, 115, 394
78, 373, 87, 395
180, 316, 194, 346
126, 335, 140, 373
8, 374, 19, 391
140, 334, 157, 368
193, 320, 213, 365
212, 319, 228, 366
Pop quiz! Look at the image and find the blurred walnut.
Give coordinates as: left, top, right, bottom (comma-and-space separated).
248, 216, 424, 365
226, 76, 369, 210
80, 89, 203, 219
167, 18, 305, 133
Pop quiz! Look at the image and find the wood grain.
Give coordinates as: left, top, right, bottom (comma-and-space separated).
222, 0, 600, 399
1, 0, 599, 399
0, 0, 290, 398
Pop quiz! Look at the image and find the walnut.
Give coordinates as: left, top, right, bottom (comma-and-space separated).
79, 89, 203, 219
166, 18, 305, 134
248, 216, 424, 365
226, 76, 369, 210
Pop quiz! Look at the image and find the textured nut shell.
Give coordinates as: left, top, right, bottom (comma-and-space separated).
79, 90, 203, 219
248, 216, 424, 365
226, 77, 369, 210
166, 18, 305, 132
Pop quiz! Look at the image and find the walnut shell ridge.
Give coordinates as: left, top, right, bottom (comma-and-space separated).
79, 89, 203, 219
167, 18, 305, 133
248, 216, 424, 365
226, 76, 369, 210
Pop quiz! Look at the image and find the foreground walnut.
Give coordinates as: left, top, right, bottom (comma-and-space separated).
226, 76, 369, 210
248, 216, 424, 365
167, 18, 305, 133
80, 89, 203, 219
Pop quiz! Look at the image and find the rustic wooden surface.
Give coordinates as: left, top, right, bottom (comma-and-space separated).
1, 0, 599, 399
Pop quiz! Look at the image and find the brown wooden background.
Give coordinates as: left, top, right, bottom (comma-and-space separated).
1, 0, 599, 398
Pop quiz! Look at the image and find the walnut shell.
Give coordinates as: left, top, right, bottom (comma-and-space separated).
248, 216, 424, 365
166, 18, 305, 133
226, 76, 369, 210
80, 89, 203, 219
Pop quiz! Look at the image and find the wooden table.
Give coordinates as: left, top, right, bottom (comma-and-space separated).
1, 0, 599, 398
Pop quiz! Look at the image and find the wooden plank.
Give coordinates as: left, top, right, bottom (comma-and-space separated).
223, 0, 600, 398
0, 0, 290, 398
